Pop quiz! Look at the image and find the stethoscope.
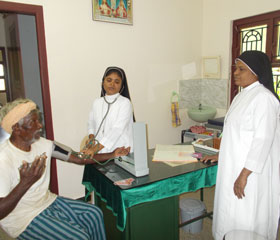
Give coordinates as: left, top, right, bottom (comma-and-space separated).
95, 85, 124, 138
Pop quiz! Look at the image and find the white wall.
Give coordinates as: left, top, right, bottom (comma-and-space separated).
2, 0, 279, 198
202, 0, 280, 80
47, 0, 203, 198
1, 0, 203, 198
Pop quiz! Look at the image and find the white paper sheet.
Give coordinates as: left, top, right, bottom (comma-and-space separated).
152, 144, 198, 163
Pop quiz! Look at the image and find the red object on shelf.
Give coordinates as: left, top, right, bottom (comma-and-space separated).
190, 125, 206, 134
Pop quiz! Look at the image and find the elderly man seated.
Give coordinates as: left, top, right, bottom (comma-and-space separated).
0, 98, 130, 239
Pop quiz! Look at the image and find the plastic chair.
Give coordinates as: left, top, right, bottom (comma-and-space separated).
223, 230, 267, 240
80, 135, 89, 151
0, 226, 15, 240
80, 135, 95, 204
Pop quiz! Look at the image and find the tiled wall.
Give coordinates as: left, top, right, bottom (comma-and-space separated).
179, 79, 228, 109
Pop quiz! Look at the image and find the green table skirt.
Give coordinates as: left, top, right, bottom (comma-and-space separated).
82, 164, 217, 231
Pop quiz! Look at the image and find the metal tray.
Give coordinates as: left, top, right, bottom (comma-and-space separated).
192, 138, 219, 156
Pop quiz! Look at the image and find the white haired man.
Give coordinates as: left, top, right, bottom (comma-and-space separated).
0, 98, 130, 239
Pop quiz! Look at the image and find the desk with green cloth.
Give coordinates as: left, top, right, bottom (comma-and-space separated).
82, 149, 217, 240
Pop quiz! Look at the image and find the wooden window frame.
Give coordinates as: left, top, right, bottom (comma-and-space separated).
0, 47, 8, 93
231, 10, 280, 102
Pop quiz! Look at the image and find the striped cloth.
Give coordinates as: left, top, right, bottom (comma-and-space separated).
171, 102, 181, 127
17, 197, 106, 240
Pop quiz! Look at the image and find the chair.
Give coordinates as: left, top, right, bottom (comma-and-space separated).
0, 226, 15, 240
80, 135, 89, 151
80, 135, 95, 204
0, 130, 14, 240
223, 230, 267, 240
0, 127, 10, 144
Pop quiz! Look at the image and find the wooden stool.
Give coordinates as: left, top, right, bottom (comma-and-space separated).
223, 230, 267, 240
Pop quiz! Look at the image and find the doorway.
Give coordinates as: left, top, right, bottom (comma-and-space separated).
0, 1, 57, 194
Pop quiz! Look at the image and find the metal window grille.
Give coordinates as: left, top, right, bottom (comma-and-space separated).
273, 68, 280, 95
274, 75, 280, 93
276, 23, 280, 60
241, 26, 267, 52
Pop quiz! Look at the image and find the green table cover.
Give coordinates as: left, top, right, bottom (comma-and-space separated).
82, 164, 217, 231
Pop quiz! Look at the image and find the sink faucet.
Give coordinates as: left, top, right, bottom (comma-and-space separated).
198, 103, 202, 110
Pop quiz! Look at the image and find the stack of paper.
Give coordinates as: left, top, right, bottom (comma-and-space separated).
152, 144, 198, 164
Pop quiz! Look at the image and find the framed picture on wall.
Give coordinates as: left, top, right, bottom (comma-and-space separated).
202, 56, 221, 79
92, 0, 133, 25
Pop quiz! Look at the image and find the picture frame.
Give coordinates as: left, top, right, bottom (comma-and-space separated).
92, 0, 133, 25
202, 56, 221, 79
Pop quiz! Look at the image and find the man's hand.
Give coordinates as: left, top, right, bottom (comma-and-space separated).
233, 168, 252, 199
0, 154, 47, 220
113, 147, 131, 158
19, 154, 46, 187
201, 154, 218, 163
69, 146, 130, 165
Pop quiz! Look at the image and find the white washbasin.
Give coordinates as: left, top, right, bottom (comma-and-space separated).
187, 105, 217, 123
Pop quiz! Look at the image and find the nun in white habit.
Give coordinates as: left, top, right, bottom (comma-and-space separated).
203, 51, 280, 239
86, 66, 134, 154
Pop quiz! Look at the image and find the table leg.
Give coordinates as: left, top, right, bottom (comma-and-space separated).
200, 188, 204, 201
181, 130, 186, 143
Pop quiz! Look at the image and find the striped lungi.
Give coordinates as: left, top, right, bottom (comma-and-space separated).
18, 196, 106, 240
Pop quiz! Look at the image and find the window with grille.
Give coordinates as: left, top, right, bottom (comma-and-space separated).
0, 47, 9, 104
231, 10, 280, 102
276, 21, 280, 60
0, 48, 6, 91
